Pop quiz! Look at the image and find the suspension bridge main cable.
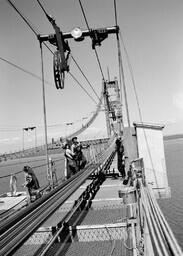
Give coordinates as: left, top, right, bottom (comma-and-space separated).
78, 0, 106, 81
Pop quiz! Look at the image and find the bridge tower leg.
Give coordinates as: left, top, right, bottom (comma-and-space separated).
114, 78, 123, 137
103, 78, 123, 137
103, 80, 112, 137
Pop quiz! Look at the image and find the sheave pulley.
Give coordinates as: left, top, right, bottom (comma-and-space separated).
43, 14, 71, 89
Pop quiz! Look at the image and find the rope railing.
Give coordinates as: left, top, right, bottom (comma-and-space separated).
147, 185, 183, 255
128, 158, 182, 256
140, 182, 183, 255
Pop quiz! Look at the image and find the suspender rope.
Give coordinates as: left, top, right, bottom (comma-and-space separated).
39, 42, 52, 186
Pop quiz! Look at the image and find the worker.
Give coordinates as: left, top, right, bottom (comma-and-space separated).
9, 174, 17, 196
71, 137, 80, 154
71, 137, 87, 170
64, 143, 78, 179
49, 157, 58, 186
115, 137, 125, 178
23, 165, 40, 203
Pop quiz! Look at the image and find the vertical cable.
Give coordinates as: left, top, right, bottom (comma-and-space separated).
22, 128, 24, 152
40, 42, 51, 186
118, 38, 131, 128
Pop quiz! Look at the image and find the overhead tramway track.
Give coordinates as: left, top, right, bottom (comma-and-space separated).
0, 139, 116, 256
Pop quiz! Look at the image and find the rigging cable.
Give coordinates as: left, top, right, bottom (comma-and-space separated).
6, 0, 99, 105
0, 56, 54, 87
36, 0, 101, 104
113, 0, 130, 128
6, 0, 54, 54
119, 31, 144, 125
78, 0, 106, 81
71, 55, 101, 102
69, 72, 98, 105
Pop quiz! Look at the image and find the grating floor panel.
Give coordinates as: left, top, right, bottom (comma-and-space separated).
13, 244, 44, 256
46, 240, 133, 256
79, 207, 127, 225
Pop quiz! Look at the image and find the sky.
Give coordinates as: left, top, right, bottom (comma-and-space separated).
1, 0, 183, 153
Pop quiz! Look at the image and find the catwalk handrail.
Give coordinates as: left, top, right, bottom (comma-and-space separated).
129, 159, 182, 255
147, 185, 183, 255
141, 182, 183, 255
0, 138, 108, 179
0, 140, 116, 256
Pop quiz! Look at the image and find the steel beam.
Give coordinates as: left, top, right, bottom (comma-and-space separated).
38, 26, 119, 43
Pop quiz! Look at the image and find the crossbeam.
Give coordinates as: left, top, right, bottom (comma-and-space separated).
38, 26, 119, 44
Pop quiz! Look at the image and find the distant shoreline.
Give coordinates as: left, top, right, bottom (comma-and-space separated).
164, 134, 183, 141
